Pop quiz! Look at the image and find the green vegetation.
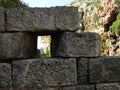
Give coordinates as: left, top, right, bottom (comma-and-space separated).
86, 0, 103, 11
0, 0, 27, 8
40, 48, 51, 57
37, 48, 51, 58
109, 13, 120, 36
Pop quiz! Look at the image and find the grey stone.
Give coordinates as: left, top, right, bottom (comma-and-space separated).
89, 56, 120, 83
0, 88, 12, 90
77, 58, 88, 84
0, 63, 12, 87
62, 85, 94, 90
0, 32, 37, 60
6, 7, 79, 33
96, 83, 120, 90
12, 58, 77, 88
51, 32, 101, 57
55, 7, 80, 31
0, 7, 5, 32
12, 87, 59, 90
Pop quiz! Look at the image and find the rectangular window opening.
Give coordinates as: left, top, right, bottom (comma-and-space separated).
37, 35, 51, 58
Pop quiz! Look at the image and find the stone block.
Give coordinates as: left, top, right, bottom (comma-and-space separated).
51, 32, 101, 57
0, 63, 12, 87
12, 87, 59, 90
0, 88, 12, 90
12, 58, 77, 88
55, 7, 79, 31
0, 7, 5, 32
0, 32, 37, 60
77, 58, 88, 84
62, 85, 94, 90
89, 56, 120, 83
96, 83, 120, 90
6, 7, 79, 33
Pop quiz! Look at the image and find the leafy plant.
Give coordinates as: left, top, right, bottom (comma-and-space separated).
0, 0, 27, 8
117, 13, 120, 20
40, 47, 51, 57
109, 13, 120, 36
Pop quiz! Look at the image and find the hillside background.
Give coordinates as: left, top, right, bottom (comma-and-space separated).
67, 0, 120, 56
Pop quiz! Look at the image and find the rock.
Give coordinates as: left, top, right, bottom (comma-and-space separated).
12, 58, 77, 88
62, 85, 95, 90
55, 7, 80, 31
51, 32, 101, 57
12, 87, 60, 90
89, 56, 120, 83
6, 7, 80, 33
96, 83, 120, 90
77, 58, 88, 84
0, 7, 5, 32
0, 63, 12, 87
0, 32, 37, 60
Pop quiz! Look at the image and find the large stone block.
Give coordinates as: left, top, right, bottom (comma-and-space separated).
0, 88, 12, 90
12, 87, 60, 90
0, 32, 37, 60
6, 7, 79, 33
0, 63, 12, 87
55, 7, 79, 31
62, 85, 94, 90
12, 58, 77, 88
89, 56, 120, 83
0, 7, 5, 32
96, 83, 120, 90
51, 32, 101, 57
77, 58, 88, 84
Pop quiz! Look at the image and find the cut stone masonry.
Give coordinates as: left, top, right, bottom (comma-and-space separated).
0, 6, 120, 90
6, 7, 79, 33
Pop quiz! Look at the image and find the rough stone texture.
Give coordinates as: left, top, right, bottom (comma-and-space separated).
0, 88, 12, 90
12, 58, 77, 88
0, 7, 5, 32
12, 87, 60, 90
51, 32, 101, 57
54, 7, 79, 31
0, 63, 12, 87
77, 58, 88, 84
96, 83, 120, 90
62, 85, 95, 90
0, 32, 37, 60
6, 7, 79, 33
89, 56, 120, 83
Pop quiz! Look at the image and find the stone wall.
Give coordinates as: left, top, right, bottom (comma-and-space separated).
0, 6, 120, 90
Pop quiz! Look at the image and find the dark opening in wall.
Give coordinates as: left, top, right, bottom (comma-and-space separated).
37, 36, 51, 57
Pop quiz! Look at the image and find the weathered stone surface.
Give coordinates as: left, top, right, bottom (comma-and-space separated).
0, 63, 12, 87
89, 56, 120, 83
96, 83, 120, 90
77, 58, 88, 84
12, 58, 77, 88
0, 32, 37, 60
55, 7, 79, 31
6, 7, 79, 32
51, 32, 101, 57
0, 88, 12, 90
62, 85, 94, 90
12, 87, 60, 90
0, 7, 5, 32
